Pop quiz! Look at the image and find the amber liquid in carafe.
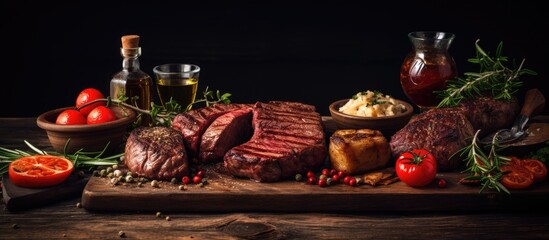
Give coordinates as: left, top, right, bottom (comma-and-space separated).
111, 72, 152, 112
110, 35, 153, 126
400, 52, 457, 108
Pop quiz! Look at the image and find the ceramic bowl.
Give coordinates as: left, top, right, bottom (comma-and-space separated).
36, 105, 137, 154
328, 98, 414, 137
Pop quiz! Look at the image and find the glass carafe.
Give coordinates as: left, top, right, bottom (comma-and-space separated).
400, 31, 457, 111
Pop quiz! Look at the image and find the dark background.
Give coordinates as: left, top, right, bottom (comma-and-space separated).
2, 0, 547, 117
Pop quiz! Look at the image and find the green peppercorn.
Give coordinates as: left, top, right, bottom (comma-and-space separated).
171, 178, 177, 184
112, 164, 118, 170
106, 167, 113, 173
295, 174, 303, 181
100, 169, 107, 177
151, 180, 159, 188
126, 171, 132, 176
319, 174, 327, 180
125, 175, 133, 183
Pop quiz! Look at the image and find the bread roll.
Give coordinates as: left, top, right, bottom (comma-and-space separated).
329, 129, 390, 175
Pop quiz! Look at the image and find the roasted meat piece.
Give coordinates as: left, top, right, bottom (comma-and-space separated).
125, 126, 189, 180
390, 108, 475, 171
224, 101, 327, 182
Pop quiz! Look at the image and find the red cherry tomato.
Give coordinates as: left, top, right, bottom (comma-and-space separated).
76, 88, 106, 117
395, 149, 437, 187
86, 106, 117, 124
55, 109, 87, 125
9, 155, 74, 188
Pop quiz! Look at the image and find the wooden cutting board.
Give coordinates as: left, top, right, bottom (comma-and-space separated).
81, 164, 549, 212
3, 173, 88, 212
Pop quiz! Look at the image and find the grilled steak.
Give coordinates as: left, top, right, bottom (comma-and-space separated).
224, 101, 327, 182
125, 126, 189, 180
199, 108, 253, 163
390, 108, 475, 171
171, 103, 252, 162
458, 96, 519, 137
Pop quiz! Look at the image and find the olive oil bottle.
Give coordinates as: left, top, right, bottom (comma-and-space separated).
110, 35, 152, 125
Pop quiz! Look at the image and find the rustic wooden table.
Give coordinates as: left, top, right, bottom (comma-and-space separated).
1, 118, 549, 239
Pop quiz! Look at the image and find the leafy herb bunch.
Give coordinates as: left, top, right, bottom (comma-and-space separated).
436, 39, 537, 108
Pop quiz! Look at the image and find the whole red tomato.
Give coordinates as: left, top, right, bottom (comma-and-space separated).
396, 149, 437, 187
76, 88, 106, 117
55, 109, 87, 125
86, 106, 117, 124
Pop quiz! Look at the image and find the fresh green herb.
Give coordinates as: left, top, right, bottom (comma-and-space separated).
186, 86, 232, 111
0, 140, 121, 175
436, 39, 537, 108
453, 129, 511, 194
528, 140, 549, 163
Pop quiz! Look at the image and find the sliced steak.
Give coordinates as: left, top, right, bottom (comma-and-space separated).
224, 101, 326, 182
171, 103, 252, 162
125, 126, 189, 180
389, 108, 474, 172
199, 108, 253, 163
458, 96, 519, 137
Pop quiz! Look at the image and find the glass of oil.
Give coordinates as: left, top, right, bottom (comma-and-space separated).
153, 64, 200, 110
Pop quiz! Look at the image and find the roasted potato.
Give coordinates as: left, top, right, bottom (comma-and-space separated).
328, 129, 390, 175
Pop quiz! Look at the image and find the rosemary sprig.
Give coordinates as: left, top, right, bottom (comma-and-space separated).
436, 39, 537, 108
186, 86, 232, 111
454, 130, 511, 194
0, 140, 121, 175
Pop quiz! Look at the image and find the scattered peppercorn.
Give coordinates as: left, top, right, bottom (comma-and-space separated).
76, 202, 82, 208
295, 173, 303, 181
182, 176, 190, 185
165, 216, 171, 221
125, 175, 133, 183
438, 178, 447, 188
77, 170, 85, 178
171, 178, 177, 184
12, 223, 18, 229
193, 176, 202, 184
151, 180, 160, 188
113, 169, 123, 178
156, 212, 162, 218
178, 185, 187, 191
118, 230, 125, 238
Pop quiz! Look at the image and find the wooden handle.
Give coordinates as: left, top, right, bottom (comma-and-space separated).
521, 88, 545, 117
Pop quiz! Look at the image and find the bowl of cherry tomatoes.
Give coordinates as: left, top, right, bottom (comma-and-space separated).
36, 88, 137, 154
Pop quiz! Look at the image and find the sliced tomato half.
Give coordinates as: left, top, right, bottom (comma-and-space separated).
521, 159, 547, 182
8, 155, 74, 188
500, 165, 534, 190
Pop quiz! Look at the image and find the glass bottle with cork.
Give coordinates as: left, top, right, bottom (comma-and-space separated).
110, 35, 152, 125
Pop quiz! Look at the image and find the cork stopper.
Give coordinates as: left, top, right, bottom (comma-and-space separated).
121, 35, 140, 49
